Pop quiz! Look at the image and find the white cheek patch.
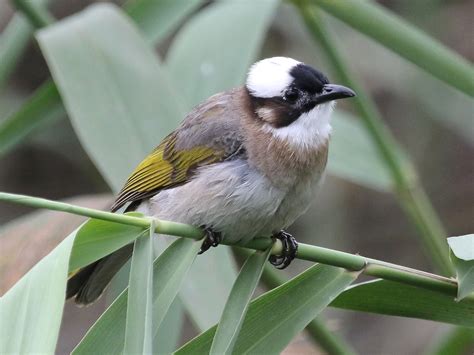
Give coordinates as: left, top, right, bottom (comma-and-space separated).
246, 57, 301, 98
265, 102, 335, 150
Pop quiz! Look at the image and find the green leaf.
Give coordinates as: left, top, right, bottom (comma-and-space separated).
448, 235, 474, 300
123, 224, 154, 354
176, 264, 358, 354
154, 298, 184, 354
166, 0, 279, 109
0, 80, 64, 157
0, 235, 75, 354
125, 0, 202, 44
36, 3, 186, 189
69, 212, 145, 272
330, 279, 474, 327
210, 248, 272, 354
73, 238, 201, 354
329, 111, 392, 190
311, 0, 474, 96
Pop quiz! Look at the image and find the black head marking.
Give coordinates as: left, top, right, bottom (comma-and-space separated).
289, 64, 329, 94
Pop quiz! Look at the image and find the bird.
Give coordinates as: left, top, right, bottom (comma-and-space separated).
66, 56, 356, 305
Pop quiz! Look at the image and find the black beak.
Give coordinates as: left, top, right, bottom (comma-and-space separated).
315, 84, 356, 105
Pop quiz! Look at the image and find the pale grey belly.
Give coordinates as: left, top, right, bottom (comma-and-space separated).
138, 159, 322, 244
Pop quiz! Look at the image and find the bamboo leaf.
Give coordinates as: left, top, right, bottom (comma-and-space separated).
448, 235, 474, 300
36, 4, 186, 188
125, 0, 202, 44
311, 0, 474, 96
165, 0, 279, 109
210, 248, 272, 354
330, 279, 474, 327
0, 235, 75, 354
0, 80, 64, 157
73, 238, 201, 354
123, 223, 155, 354
429, 327, 474, 355
176, 264, 358, 354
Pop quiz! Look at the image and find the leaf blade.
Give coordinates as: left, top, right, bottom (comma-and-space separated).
123, 225, 154, 354
210, 248, 272, 354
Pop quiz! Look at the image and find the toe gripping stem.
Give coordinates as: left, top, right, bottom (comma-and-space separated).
269, 230, 298, 269
198, 226, 222, 255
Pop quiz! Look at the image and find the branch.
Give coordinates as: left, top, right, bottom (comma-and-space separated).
1, 192, 468, 301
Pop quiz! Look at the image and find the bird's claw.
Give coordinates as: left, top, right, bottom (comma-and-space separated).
198, 226, 222, 254
269, 230, 298, 269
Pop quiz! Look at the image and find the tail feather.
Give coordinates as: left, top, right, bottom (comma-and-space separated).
66, 244, 133, 305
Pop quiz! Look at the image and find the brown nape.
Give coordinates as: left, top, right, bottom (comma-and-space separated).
239, 88, 329, 188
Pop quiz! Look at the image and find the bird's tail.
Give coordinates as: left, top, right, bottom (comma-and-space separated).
66, 244, 133, 305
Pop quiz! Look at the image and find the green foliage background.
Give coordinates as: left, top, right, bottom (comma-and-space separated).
0, 0, 473, 354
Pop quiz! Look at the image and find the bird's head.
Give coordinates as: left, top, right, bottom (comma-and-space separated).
245, 57, 355, 149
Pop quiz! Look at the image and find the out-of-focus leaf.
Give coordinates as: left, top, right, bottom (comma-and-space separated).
329, 111, 392, 190
330, 279, 474, 327
37, 4, 186, 189
210, 248, 271, 354
0, 81, 64, 156
311, 0, 474, 96
176, 264, 358, 354
125, 0, 202, 44
123, 225, 154, 354
73, 238, 201, 354
448, 235, 474, 300
0, 235, 75, 354
154, 298, 184, 354
166, 0, 279, 109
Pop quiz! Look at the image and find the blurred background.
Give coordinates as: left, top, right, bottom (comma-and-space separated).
0, 0, 473, 354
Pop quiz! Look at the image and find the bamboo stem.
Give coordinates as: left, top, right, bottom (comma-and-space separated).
0, 192, 468, 301
294, 0, 454, 276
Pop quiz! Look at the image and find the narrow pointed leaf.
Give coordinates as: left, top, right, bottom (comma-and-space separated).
448, 235, 474, 300
0, 235, 75, 354
73, 238, 201, 354
123, 224, 154, 354
176, 264, 358, 354
330, 279, 474, 327
210, 248, 272, 354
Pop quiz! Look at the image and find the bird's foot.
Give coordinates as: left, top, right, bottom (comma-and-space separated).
269, 230, 298, 269
198, 226, 222, 255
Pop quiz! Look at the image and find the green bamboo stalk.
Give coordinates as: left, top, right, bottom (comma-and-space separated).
0, 192, 467, 300
295, 1, 454, 276
309, 0, 474, 97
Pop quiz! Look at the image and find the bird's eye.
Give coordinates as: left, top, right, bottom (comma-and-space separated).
284, 89, 299, 103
